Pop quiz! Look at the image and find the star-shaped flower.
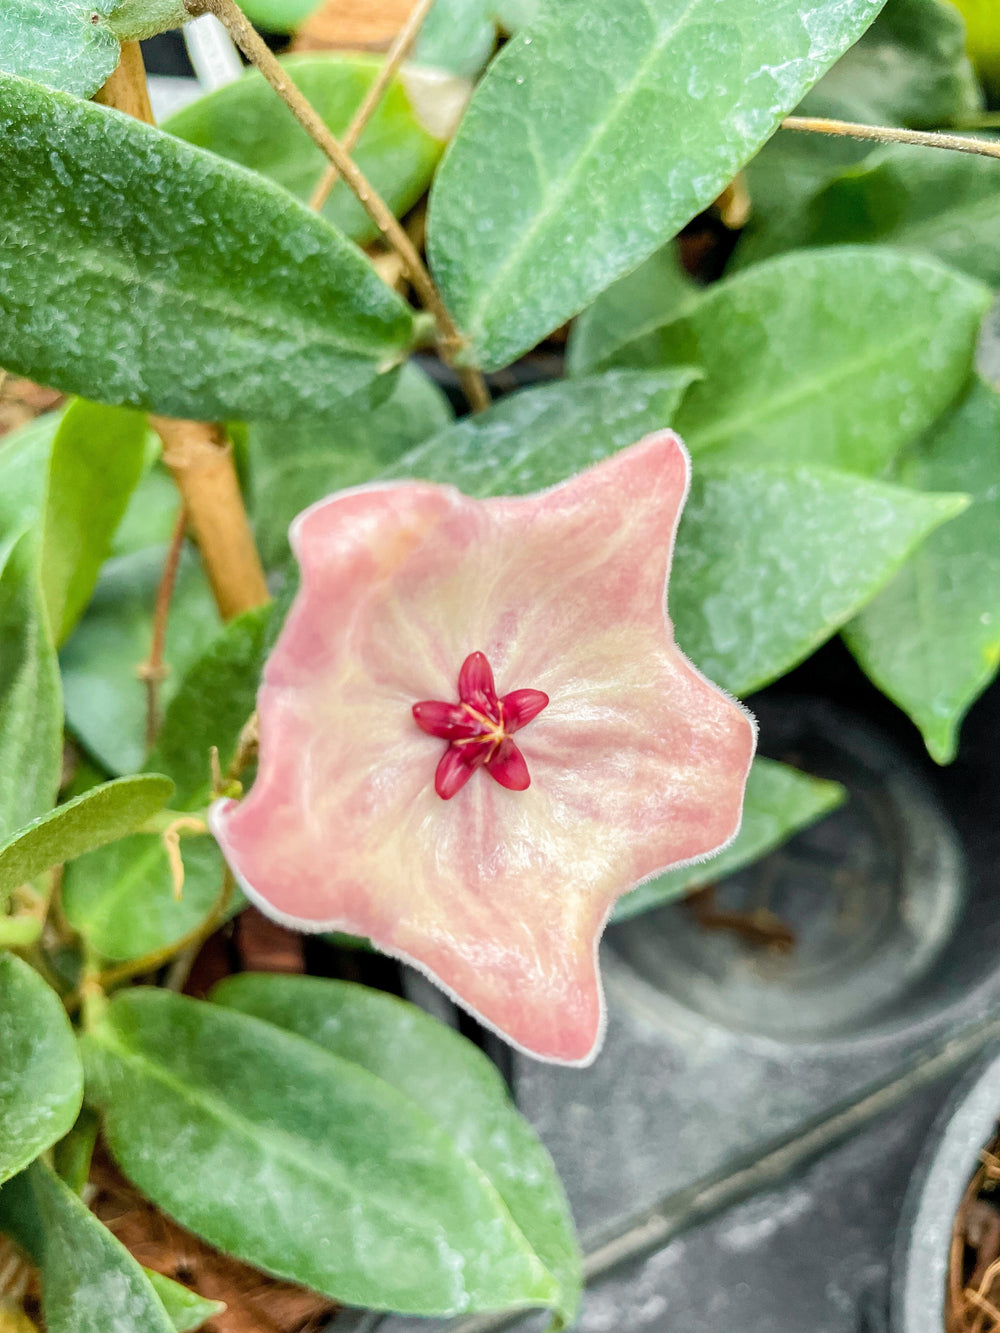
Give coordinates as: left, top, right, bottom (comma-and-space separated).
210, 432, 756, 1065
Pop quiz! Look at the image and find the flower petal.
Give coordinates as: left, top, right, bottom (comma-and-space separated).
435, 747, 476, 800
501, 689, 549, 731
412, 701, 479, 740
485, 738, 530, 791
458, 651, 498, 712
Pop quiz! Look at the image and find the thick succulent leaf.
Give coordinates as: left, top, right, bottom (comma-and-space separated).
61, 546, 219, 776
607, 248, 989, 476
416, 0, 497, 77
42, 401, 149, 646
388, 368, 700, 495
0, 413, 61, 569
62, 608, 270, 961
845, 379, 1000, 763
0, 1162, 175, 1333
614, 757, 845, 920
249, 365, 453, 568
427, 0, 888, 369
165, 55, 458, 246
83, 988, 570, 1317
143, 1272, 225, 1333
0, 1, 120, 97
0, 534, 62, 843
0, 74, 416, 422
0, 774, 174, 903
672, 464, 968, 696
567, 244, 698, 378
735, 146, 1000, 286
0, 956, 83, 1186
737, 0, 982, 263
212, 973, 581, 1319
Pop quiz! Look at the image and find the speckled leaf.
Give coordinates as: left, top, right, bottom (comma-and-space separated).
387, 368, 700, 494
61, 546, 219, 776
62, 608, 269, 961
0, 1, 120, 97
0, 1161, 175, 1333
0, 956, 82, 1185
614, 758, 845, 920
567, 244, 698, 378
0, 534, 62, 844
607, 249, 989, 475
212, 973, 581, 1320
249, 364, 453, 568
143, 1271, 225, 1333
0, 74, 416, 422
165, 55, 459, 246
845, 380, 1000, 763
42, 401, 149, 646
82, 988, 571, 1318
0, 774, 174, 903
427, 0, 888, 369
735, 146, 1000, 286
737, 0, 983, 264
672, 465, 968, 695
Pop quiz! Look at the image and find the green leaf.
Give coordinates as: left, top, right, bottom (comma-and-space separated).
607, 248, 990, 476
53, 1108, 99, 1196
0, 73, 417, 423
62, 606, 271, 961
567, 243, 698, 378
42, 401, 149, 646
0, 1161, 175, 1333
845, 379, 1000, 763
427, 0, 888, 369
213, 972, 581, 1320
61, 546, 220, 776
165, 54, 461, 247
735, 146, 1000, 286
416, 0, 497, 78
83, 988, 573, 1318
249, 364, 453, 568
388, 368, 700, 494
0, 955, 83, 1186
105, 0, 190, 41
0, 1, 120, 97
672, 464, 968, 695
0, 774, 174, 903
113, 453, 183, 558
0, 412, 61, 573
143, 1271, 225, 1333
613, 758, 846, 920
238, 0, 323, 33
0, 534, 62, 843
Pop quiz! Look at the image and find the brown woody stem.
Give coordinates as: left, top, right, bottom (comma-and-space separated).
96, 44, 271, 621
308, 0, 437, 212
781, 115, 1000, 161
184, 0, 491, 413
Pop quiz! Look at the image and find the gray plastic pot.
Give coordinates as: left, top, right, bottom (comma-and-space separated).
892, 1045, 1000, 1333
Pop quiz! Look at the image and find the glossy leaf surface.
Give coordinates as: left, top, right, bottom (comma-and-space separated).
388, 368, 699, 495
672, 465, 968, 695
62, 608, 270, 960
0, 534, 62, 843
166, 55, 455, 246
845, 379, 1000, 763
0, 956, 82, 1185
249, 365, 453, 567
607, 249, 989, 475
42, 400, 149, 646
0, 74, 415, 422
614, 757, 845, 920
0, 1161, 175, 1333
83, 988, 572, 1317
735, 146, 1000, 287
213, 973, 581, 1318
0, 774, 173, 902
427, 0, 887, 368
0, 0, 120, 97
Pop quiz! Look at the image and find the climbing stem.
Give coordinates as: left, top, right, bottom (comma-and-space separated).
183, 0, 492, 413
781, 115, 1000, 161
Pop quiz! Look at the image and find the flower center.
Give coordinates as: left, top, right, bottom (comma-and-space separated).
412, 651, 549, 801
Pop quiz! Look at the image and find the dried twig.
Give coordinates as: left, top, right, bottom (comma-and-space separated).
782, 116, 1000, 162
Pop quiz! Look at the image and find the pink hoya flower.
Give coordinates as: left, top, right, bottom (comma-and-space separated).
211, 432, 755, 1065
